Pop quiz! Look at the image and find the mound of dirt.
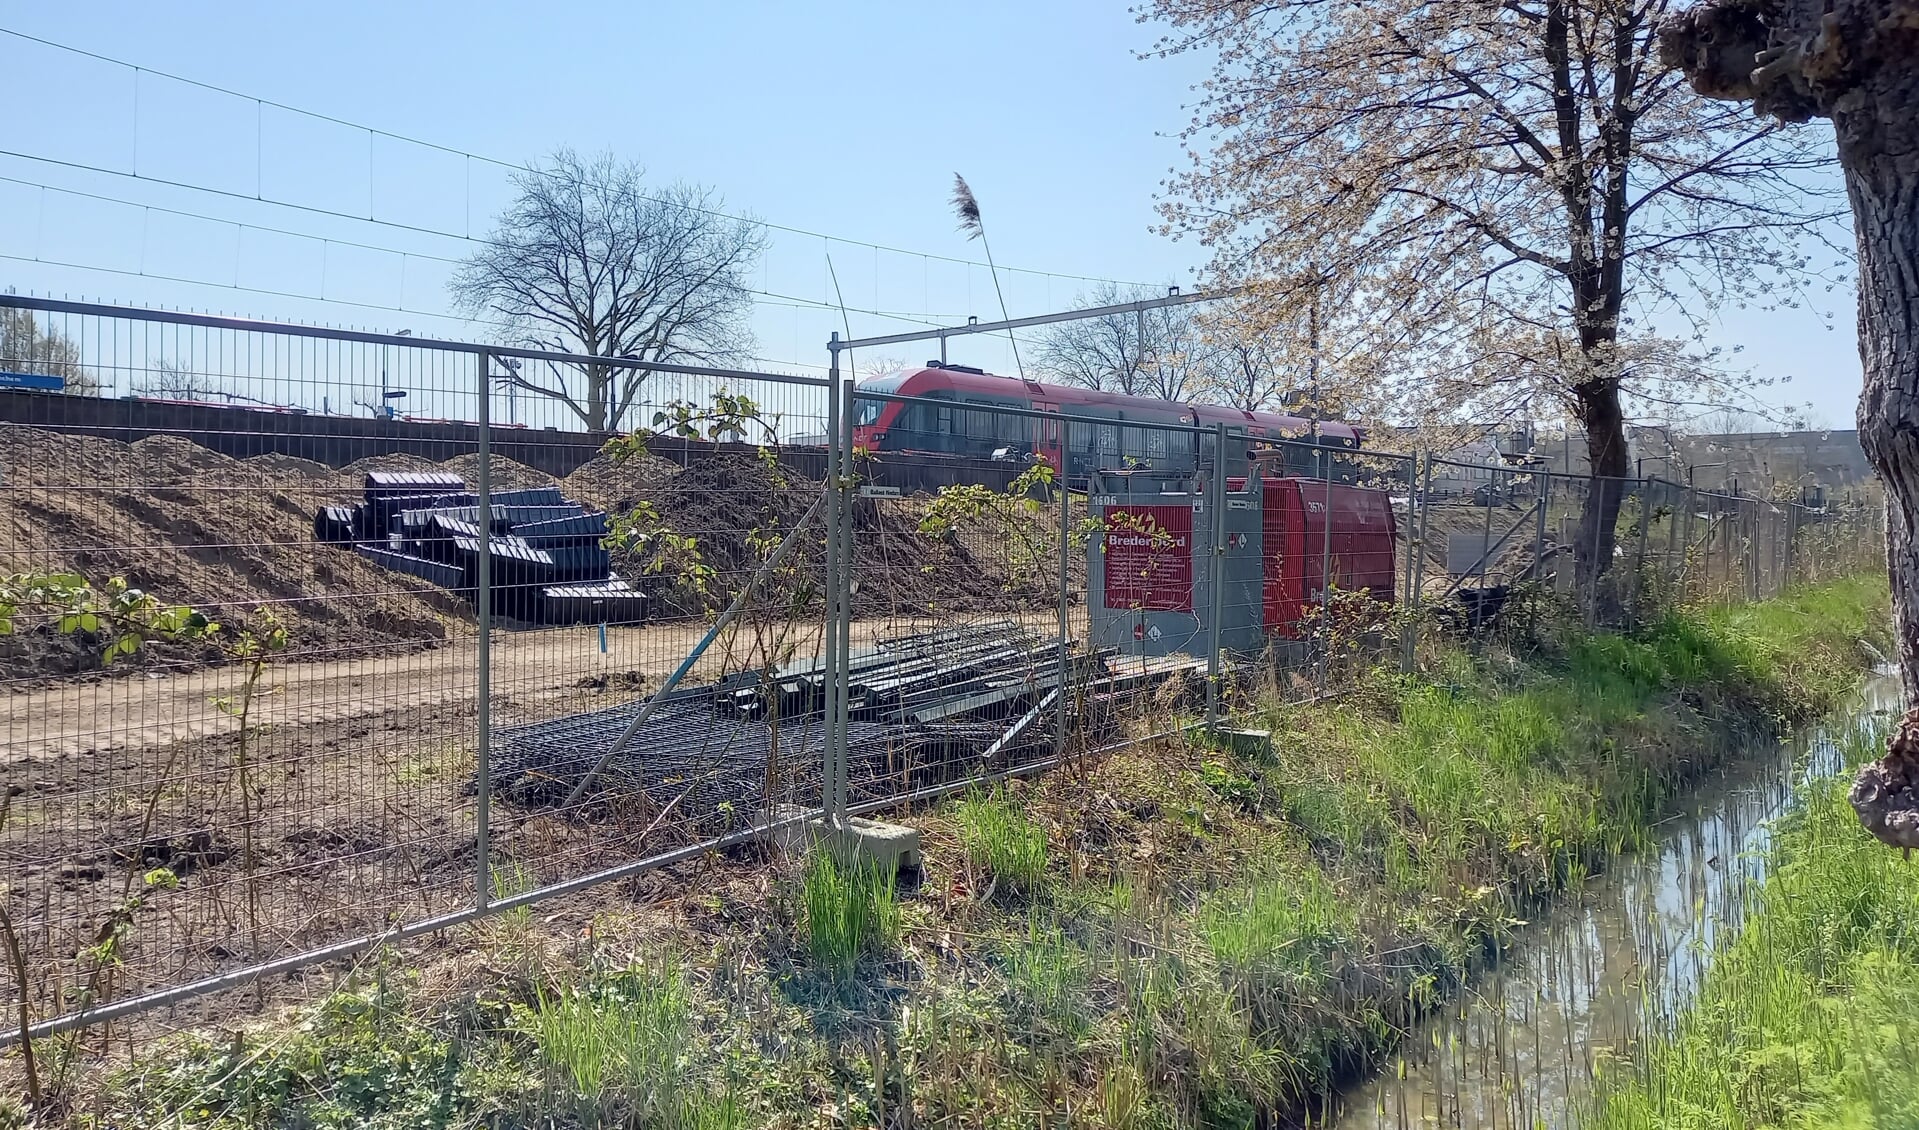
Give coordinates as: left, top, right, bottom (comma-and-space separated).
0, 426, 1073, 682
560, 450, 682, 513
0, 427, 465, 682
435, 452, 559, 492
610, 453, 1065, 617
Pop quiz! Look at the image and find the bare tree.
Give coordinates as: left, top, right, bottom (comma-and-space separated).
1201, 331, 1288, 412
139, 357, 220, 400
857, 355, 916, 382
449, 149, 766, 433
1660, 0, 1919, 848
1149, 0, 1841, 604
1035, 282, 1211, 401
0, 308, 97, 395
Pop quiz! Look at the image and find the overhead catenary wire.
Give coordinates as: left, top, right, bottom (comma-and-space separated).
0, 176, 975, 330
0, 25, 1156, 292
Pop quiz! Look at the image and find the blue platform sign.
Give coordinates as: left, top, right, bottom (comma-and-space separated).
0, 371, 66, 391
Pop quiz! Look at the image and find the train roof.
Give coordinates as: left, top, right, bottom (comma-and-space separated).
860, 366, 1362, 442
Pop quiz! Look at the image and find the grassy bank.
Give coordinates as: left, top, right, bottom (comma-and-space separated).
16, 576, 1889, 1129
1583, 714, 1919, 1130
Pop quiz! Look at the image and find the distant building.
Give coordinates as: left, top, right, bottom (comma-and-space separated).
1662, 429, 1873, 493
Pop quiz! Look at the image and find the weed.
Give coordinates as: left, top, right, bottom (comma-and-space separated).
955, 788, 1049, 895
996, 914, 1092, 1041
522, 961, 707, 1127
800, 851, 901, 980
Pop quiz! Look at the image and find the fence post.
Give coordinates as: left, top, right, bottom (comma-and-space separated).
1478, 465, 1496, 591
1404, 454, 1433, 673
822, 342, 845, 825
1664, 481, 1680, 594
1785, 501, 1799, 586
1318, 441, 1334, 695
475, 353, 492, 911
1057, 420, 1072, 757
1400, 453, 1421, 673
1632, 478, 1651, 622
1534, 468, 1551, 589
834, 374, 856, 820
1206, 422, 1228, 728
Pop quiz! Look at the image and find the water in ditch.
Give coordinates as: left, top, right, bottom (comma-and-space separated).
1329, 672, 1902, 1130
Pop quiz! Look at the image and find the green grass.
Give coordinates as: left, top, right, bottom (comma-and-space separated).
62, 576, 1891, 1130
522, 961, 705, 1128
1583, 719, 1919, 1130
799, 849, 901, 980
955, 787, 1050, 895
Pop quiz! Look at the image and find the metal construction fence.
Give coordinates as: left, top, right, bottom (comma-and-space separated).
0, 295, 1886, 1050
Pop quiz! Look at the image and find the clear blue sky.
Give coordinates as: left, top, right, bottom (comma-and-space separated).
0, 1, 1864, 428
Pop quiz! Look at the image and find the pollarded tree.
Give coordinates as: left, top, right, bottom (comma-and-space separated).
450, 149, 766, 433
1660, 0, 1919, 848
1148, 0, 1841, 601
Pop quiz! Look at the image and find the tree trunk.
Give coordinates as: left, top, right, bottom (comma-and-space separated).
1573, 379, 1632, 620
1842, 64, 1919, 850
586, 361, 609, 433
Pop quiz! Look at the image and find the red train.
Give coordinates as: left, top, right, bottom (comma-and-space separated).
851, 363, 1362, 478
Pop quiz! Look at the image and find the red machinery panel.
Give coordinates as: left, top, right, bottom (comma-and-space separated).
1234, 476, 1398, 638
1102, 504, 1195, 612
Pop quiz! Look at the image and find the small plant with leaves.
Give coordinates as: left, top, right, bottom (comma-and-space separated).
0, 572, 215, 1113
601, 390, 787, 617
917, 458, 1062, 595
211, 609, 290, 984
0, 572, 215, 664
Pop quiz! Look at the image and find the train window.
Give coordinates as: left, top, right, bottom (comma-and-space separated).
936, 403, 952, 434
998, 411, 1027, 445
1069, 421, 1091, 452
1096, 424, 1118, 453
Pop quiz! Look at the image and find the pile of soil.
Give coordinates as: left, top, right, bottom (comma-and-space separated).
0, 427, 1070, 682
559, 449, 684, 512
0, 429, 478, 681
595, 452, 1067, 617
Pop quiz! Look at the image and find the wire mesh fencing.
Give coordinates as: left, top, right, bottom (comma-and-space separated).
0, 297, 835, 1048
0, 293, 1890, 1055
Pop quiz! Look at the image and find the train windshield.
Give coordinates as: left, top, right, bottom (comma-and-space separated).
853, 373, 907, 426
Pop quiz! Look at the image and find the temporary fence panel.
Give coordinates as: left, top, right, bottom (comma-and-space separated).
0, 292, 1890, 1051
0, 297, 834, 1046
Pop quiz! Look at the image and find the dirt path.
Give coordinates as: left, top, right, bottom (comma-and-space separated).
4, 611, 1074, 762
